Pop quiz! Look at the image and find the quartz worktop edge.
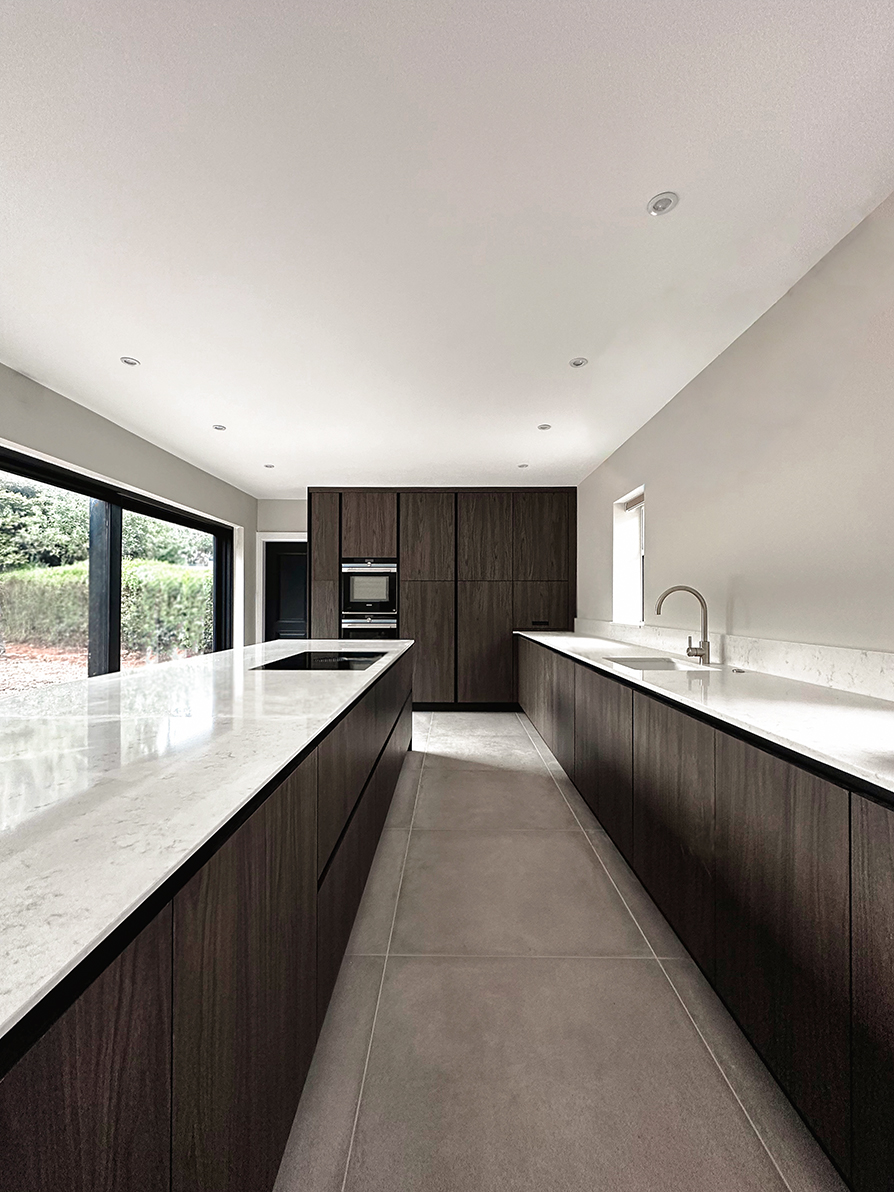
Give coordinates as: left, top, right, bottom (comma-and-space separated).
516, 631, 894, 800
0, 640, 413, 1049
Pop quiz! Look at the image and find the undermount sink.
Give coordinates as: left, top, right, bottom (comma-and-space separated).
603, 655, 717, 672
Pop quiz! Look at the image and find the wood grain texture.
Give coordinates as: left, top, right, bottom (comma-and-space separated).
172, 755, 317, 1192
400, 492, 455, 580
457, 491, 512, 580
309, 490, 340, 638
310, 579, 339, 640
0, 906, 172, 1192
852, 794, 894, 1192
457, 581, 514, 703
341, 491, 397, 558
317, 693, 379, 874
512, 581, 571, 630
400, 581, 455, 702
512, 491, 570, 581
517, 637, 559, 756
715, 735, 850, 1174
574, 665, 634, 862
632, 694, 715, 973
553, 652, 576, 779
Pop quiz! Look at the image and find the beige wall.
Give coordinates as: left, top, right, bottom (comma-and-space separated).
577, 192, 894, 654
257, 499, 308, 533
0, 363, 259, 644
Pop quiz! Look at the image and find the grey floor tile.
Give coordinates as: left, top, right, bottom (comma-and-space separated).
586, 829, 688, 958
423, 738, 547, 773
663, 958, 848, 1192
413, 766, 578, 830
391, 829, 649, 956
344, 956, 787, 1192
347, 830, 409, 955
429, 711, 530, 738
384, 751, 423, 828
274, 955, 384, 1192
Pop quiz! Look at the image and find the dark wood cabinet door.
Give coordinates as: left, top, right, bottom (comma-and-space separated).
715, 736, 850, 1174
852, 794, 894, 1192
633, 695, 715, 974
513, 491, 570, 580
574, 666, 633, 861
517, 636, 558, 754
341, 491, 397, 558
553, 653, 576, 778
317, 693, 379, 875
457, 491, 512, 580
310, 491, 340, 638
513, 581, 571, 630
400, 581, 455, 702
0, 907, 172, 1192
457, 581, 513, 703
400, 492, 455, 580
173, 756, 317, 1192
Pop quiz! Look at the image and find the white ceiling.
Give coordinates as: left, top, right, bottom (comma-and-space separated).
2, 1, 894, 499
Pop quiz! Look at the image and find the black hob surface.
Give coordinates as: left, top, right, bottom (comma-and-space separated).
253, 651, 385, 672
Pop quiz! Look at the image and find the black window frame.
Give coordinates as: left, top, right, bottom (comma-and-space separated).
0, 445, 234, 675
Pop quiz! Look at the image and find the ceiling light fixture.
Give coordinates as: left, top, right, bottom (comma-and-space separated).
518, 463, 529, 469
120, 356, 140, 366
264, 464, 275, 468
569, 357, 588, 368
537, 424, 551, 431
212, 424, 226, 431
647, 191, 678, 216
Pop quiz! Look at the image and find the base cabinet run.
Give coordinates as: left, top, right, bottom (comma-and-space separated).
518, 635, 894, 1191
0, 651, 414, 1192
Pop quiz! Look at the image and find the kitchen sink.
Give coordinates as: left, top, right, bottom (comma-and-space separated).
253, 651, 385, 672
602, 655, 717, 672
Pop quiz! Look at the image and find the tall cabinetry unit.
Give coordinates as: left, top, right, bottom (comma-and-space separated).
308, 487, 576, 707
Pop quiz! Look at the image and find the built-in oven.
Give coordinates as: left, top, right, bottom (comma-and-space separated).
340, 614, 398, 640
341, 558, 398, 615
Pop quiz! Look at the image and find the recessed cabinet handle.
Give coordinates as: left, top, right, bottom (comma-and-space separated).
532, 620, 549, 627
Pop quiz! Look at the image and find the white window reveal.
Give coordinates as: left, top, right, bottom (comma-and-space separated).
612, 488, 645, 624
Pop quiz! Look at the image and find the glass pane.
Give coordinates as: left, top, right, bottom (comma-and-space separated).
121, 510, 214, 669
0, 469, 91, 694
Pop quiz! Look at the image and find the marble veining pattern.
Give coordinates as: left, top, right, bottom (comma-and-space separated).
523, 631, 894, 796
0, 640, 412, 1044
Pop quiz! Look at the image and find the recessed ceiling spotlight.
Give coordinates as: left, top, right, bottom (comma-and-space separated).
647, 191, 678, 216
264, 463, 275, 468
569, 357, 588, 368
212, 424, 226, 431
518, 463, 529, 468
120, 356, 140, 366
537, 424, 551, 431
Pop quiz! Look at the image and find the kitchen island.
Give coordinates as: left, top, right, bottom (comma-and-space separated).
0, 639, 414, 1192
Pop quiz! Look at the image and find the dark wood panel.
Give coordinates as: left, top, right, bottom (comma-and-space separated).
457, 581, 514, 703
632, 694, 715, 974
341, 491, 397, 558
400, 581, 455, 702
317, 692, 379, 874
310, 579, 339, 640
172, 756, 317, 1192
457, 491, 512, 580
517, 636, 559, 755
513, 581, 571, 630
852, 794, 894, 1192
715, 736, 850, 1174
400, 491, 455, 580
553, 652, 575, 778
574, 665, 633, 862
0, 907, 172, 1192
512, 490, 570, 581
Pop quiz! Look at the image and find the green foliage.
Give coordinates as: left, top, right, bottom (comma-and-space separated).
0, 476, 89, 570
0, 562, 90, 647
122, 514, 213, 567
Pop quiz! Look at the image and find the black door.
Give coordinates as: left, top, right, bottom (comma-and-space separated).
264, 541, 308, 640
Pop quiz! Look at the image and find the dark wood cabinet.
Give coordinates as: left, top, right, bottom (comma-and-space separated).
715, 736, 850, 1174
400, 492, 455, 580
513, 491, 571, 581
0, 907, 172, 1192
317, 694, 379, 874
852, 794, 894, 1192
517, 635, 563, 757
513, 581, 571, 630
457, 491, 512, 580
341, 491, 397, 558
172, 756, 317, 1192
553, 653, 576, 778
633, 695, 715, 973
574, 665, 633, 861
309, 491, 340, 638
457, 581, 514, 703
400, 581, 454, 702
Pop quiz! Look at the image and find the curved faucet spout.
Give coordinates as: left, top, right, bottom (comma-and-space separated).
655, 586, 711, 666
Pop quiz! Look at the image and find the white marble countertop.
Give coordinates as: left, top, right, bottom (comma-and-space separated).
0, 640, 412, 1045
517, 632, 894, 798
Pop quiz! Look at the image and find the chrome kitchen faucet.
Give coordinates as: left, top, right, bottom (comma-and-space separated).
655, 586, 711, 666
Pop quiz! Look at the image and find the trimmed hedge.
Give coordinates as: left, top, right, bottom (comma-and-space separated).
0, 559, 213, 658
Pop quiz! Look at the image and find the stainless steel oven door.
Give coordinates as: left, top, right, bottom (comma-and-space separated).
340, 614, 398, 640
341, 560, 398, 614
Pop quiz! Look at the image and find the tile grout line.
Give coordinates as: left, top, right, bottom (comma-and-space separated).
514, 712, 796, 1192
338, 711, 432, 1192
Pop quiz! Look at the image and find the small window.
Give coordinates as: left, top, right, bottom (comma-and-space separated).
612, 488, 644, 624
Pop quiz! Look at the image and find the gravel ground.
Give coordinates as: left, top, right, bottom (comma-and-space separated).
0, 643, 89, 694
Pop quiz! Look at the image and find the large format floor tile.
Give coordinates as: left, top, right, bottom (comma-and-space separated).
347, 829, 408, 955
423, 738, 546, 773
391, 829, 650, 956
413, 766, 578, 830
345, 956, 786, 1192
